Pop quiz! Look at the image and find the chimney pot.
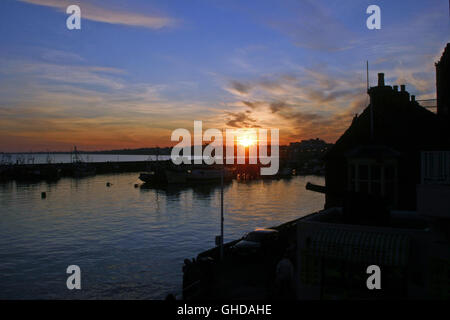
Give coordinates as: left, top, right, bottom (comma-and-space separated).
401, 84, 406, 92
378, 73, 385, 87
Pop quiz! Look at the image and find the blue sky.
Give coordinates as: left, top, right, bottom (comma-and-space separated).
0, 0, 449, 151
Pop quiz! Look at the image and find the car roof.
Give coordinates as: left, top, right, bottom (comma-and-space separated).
250, 228, 278, 234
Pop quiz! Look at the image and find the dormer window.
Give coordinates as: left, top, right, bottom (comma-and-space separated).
346, 146, 400, 206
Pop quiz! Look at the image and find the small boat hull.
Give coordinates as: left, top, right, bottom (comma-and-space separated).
139, 172, 155, 183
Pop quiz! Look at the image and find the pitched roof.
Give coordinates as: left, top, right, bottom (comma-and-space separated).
326, 97, 450, 159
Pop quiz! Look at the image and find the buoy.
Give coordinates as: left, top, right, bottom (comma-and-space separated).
41, 192, 46, 199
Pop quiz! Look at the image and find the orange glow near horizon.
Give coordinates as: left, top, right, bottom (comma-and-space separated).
237, 135, 257, 148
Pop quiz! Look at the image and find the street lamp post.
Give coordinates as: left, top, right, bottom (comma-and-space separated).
220, 129, 224, 261
220, 161, 224, 261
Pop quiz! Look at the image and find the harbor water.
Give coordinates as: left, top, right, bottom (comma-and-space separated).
1, 153, 170, 164
0, 173, 324, 299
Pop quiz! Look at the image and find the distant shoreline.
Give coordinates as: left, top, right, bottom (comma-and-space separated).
0, 149, 172, 156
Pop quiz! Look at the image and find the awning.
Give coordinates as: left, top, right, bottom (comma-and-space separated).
308, 227, 410, 267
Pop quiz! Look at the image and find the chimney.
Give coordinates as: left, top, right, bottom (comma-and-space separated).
393, 85, 398, 92
400, 85, 406, 92
377, 73, 385, 87
411, 95, 415, 102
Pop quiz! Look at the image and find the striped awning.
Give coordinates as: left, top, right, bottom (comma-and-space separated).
308, 228, 410, 267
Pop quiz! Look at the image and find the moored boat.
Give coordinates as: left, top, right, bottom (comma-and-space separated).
139, 167, 187, 184
187, 167, 233, 182
165, 168, 187, 184
277, 167, 293, 177
139, 171, 157, 183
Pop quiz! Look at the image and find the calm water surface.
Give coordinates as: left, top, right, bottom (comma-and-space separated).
0, 173, 324, 299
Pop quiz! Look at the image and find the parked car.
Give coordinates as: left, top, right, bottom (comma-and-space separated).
231, 228, 279, 257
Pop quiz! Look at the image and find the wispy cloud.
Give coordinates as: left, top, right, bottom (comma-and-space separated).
260, 0, 358, 52
0, 52, 217, 151
221, 64, 368, 143
364, 3, 449, 98
19, 0, 176, 29
0, 59, 125, 90
225, 110, 261, 128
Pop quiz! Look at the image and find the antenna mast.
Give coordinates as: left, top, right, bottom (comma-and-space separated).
366, 60, 369, 92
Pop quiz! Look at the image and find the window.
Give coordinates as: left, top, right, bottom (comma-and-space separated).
421, 151, 450, 184
348, 160, 398, 205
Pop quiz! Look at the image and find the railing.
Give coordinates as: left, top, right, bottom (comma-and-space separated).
421, 151, 450, 184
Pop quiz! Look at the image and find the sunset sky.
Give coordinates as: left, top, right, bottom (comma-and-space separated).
0, 0, 449, 152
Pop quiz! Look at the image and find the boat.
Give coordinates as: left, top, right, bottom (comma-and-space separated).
71, 146, 96, 177
139, 167, 187, 184
165, 168, 187, 184
139, 165, 234, 184
187, 167, 233, 182
139, 171, 157, 183
0, 165, 10, 180
261, 166, 293, 179
277, 167, 293, 177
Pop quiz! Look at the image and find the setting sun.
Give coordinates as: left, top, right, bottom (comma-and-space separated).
238, 136, 256, 147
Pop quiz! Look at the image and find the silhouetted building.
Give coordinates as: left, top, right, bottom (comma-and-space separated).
295, 44, 450, 299
324, 43, 450, 212
297, 149, 450, 299
289, 138, 331, 151
436, 43, 450, 118
288, 139, 332, 174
